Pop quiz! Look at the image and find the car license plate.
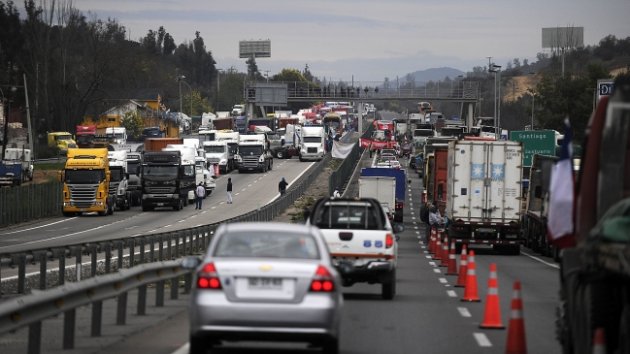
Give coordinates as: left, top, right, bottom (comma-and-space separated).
236, 277, 295, 299
248, 277, 282, 290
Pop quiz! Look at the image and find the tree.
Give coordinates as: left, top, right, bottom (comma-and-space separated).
246, 56, 259, 79
121, 110, 143, 139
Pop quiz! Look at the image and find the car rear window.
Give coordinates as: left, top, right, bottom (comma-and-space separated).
313, 202, 383, 230
213, 231, 320, 259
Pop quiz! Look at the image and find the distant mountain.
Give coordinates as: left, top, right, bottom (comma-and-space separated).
405, 67, 465, 84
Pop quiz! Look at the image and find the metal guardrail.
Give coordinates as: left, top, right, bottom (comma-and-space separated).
0, 153, 332, 297
329, 124, 373, 196
0, 260, 191, 354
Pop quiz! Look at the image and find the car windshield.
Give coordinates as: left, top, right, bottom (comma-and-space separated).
127, 160, 140, 175
214, 231, 320, 259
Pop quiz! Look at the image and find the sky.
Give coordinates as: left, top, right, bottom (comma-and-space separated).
31, 0, 630, 82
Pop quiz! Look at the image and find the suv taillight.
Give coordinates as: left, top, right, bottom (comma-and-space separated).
310, 265, 335, 292
385, 233, 394, 248
197, 262, 222, 289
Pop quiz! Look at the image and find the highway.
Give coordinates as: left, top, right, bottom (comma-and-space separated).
82, 160, 562, 354
0, 158, 317, 253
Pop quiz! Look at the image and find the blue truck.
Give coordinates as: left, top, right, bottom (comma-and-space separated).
0, 163, 23, 186
360, 167, 406, 222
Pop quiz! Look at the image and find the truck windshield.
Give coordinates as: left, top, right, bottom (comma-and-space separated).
56, 135, 72, 141
303, 136, 322, 143
127, 161, 140, 175
204, 146, 225, 153
65, 169, 105, 184
110, 168, 124, 182
142, 165, 178, 179
414, 129, 434, 137
239, 146, 263, 155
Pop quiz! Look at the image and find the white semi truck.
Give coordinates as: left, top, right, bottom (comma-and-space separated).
235, 134, 273, 173
299, 125, 326, 161
107, 150, 131, 210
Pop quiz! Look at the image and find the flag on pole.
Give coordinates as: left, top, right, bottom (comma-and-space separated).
547, 118, 575, 247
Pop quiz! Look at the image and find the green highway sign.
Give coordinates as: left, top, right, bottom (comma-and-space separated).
510, 130, 556, 167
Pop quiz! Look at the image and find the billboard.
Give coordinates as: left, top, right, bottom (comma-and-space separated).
510, 130, 556, 167
239, 40, 271, 58
542, 27, 584, 49
597, 79, 614, 103
247, 83, 287, 105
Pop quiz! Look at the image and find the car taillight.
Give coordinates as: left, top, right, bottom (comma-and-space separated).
310, 265, 335, 292
197, 262, 222, 289
385, 233, 394, 248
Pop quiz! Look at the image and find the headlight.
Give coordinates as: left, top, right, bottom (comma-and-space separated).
258, 155, 265, 162
234, 155, 242, 162
220, 159, 227, 165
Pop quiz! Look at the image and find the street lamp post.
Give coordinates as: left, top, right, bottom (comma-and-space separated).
488, 63, 502, 131
531, 92, 535, 130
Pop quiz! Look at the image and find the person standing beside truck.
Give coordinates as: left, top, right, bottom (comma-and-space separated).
195, 182, 205, 210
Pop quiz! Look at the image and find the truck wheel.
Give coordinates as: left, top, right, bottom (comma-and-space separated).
299, 156, 304, 162
269, 159, 273, 170
141, 202, 152, 212
174, 199, 183, 211
381, 270, 396, 300
276, 150, 284, 159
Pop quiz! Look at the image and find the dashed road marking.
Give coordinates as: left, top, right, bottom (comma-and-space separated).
429, 261, 437, 266
433, 268, 441, 273
425, 255, 432, 259
439, 277, 448, 284
457, 307, 471, 317
447, 290, 457, 298
473, 333, 492, 347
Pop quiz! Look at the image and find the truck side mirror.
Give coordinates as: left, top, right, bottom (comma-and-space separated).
125, 173, 130, 179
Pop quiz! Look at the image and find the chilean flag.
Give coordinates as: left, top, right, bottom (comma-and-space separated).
547, 118, 575, 247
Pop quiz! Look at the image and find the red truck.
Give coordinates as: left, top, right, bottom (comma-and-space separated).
557, 75, 630, 353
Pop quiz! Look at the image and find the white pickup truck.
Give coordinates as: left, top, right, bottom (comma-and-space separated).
305, 197, 403, 300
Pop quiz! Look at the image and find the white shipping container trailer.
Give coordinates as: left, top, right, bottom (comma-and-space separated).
358, 176, 396, 212
446, 140, 523, 254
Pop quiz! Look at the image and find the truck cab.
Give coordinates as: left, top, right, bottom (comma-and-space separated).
299, 125, 326, 161
105, 127, 127, 145
61, 148, 113, 216
141, 150, 195, 211
126, 152, 142, 206
47, 132, 77, 154
235, 134, 273, 173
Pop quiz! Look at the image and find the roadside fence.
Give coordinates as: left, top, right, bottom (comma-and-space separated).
0, 182, 62, 227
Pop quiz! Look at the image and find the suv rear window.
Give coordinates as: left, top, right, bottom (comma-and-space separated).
313, 201, 384, 230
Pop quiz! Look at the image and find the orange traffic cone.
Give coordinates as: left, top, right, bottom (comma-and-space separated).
592, 328, 606, 354
429, 228, 437, 254
480, 263, 504, 329
446, 240, 458, 275
433, 235, 442, 261
455, 244, 468, 287
440, 235, 450, 267
461, 250, 480, 302
505, 281, 527, 354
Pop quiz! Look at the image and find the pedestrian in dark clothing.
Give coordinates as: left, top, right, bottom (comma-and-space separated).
195, 182, 205, 210
279, 177, 288, 195
226, 177, 233, 204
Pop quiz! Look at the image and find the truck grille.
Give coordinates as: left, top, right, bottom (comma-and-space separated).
207, 158, 221, 164
146, 186, 175, 194
69, 184, 98, 208
241, 156, 260, 168
307, 147, 318, 153
109, 182, 119, 196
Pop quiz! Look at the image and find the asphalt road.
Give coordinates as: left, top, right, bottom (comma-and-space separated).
62, 151, 562, 354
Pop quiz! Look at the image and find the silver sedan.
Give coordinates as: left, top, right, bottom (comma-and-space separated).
187, 222, 343, 354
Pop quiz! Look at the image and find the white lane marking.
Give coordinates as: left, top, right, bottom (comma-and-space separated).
124, 226, 139, 230
433, 268, 441, 273
412, 216, 416, 220
521, 250, 560, 269
211, 206, 216, 209
178, 219, 186, 223
414, 226, 418, 230
415, 231, 420, 234
429, 261, 436, 266
241, 189, 246, 192
0, 218, 76, 235
447, 290, 457, 298
163, 224, 172, 228
426, 255, 432, 259
457, 307, 472, 318
235, 193, 240, 196
439, 278, 448, 284
473, 333, 492, 347
248, 184, 252, 187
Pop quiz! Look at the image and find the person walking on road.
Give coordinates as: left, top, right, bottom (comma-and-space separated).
279, 177, 288, 195
195, 182, 205, 210
226, 177, 233, 204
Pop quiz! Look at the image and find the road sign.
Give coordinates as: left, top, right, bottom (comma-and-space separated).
597, 79, 614, 103
509, 130, 556, 167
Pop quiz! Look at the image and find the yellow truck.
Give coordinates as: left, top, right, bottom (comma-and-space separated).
47, 132, 77, 154
60, 148, 114, 216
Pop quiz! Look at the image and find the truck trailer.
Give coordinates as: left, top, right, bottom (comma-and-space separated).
445, 140, 523, 254
360, 167, 406, 222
